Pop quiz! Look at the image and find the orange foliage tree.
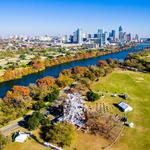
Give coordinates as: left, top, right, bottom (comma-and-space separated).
72, 66, 88, 75
31, 59, 45, 70
97, 60, 108, 67
12, 86, 30, 97
36, 76, 55, 87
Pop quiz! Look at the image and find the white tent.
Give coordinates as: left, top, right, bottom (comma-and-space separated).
118, 102, 133, 112
15, 132, 29, 143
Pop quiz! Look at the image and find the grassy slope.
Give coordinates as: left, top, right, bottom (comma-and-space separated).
91, 70, 150, 150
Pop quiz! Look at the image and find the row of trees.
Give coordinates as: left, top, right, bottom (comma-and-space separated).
124, 48, 150, 72
0, 49, 118, 82
60, 60, 116, 82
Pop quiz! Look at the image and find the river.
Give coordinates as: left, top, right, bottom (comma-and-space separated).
0, 43, 149, 98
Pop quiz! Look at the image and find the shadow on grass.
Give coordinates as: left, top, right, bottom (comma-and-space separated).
113, 103, 124, 112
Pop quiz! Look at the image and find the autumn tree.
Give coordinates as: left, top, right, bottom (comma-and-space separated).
72, 66, 88, 76
31, 59, 45, 70
57, 74, 74, 87
12, 86, 30, 97
97, 60, 108, 67
3, 86, 32, 119
36, 76, 55, 87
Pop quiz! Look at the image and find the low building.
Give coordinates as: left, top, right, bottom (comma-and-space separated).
118, 102, 133, 112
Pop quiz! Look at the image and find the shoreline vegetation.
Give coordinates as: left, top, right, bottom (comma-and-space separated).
0, 44, 137, 83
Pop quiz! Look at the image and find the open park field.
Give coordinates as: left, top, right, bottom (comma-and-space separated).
4, 139, 47, 150
4, 70, 150, 150
91, 70, 150, 150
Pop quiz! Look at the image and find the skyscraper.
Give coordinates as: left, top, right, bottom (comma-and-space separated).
119, 26, 123, 32
109, 30, 116, 42
119, 26, 124, 42
97, 29, 107, 46
73, 28, 83, 44
126, 33, 132, 42
111, 30, 116, 41
135, 34, 139, 42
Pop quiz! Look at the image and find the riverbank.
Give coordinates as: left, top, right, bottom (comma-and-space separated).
0, 43, 149, 98
0, 44, 138, 83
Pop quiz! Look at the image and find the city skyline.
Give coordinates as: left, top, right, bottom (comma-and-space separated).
0, 0, 150, 37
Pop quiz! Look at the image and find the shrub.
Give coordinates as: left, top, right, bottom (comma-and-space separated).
46, 87, 60, 102
86, 90, 100, 102
32, 101, 45, 110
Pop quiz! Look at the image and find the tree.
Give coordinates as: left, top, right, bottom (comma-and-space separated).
86, 112, 122, 141
31, 59, 45, 70
12, 86, 30, 97
32, 101, 45, 110
41, 122, 75, 147
27, 111, 48, 130
27, 116, 40, 130
86, 90, 100, 102
97, 60, 108, 67
72, 66, 88, 76
84, 71, 96, 81
57, 74, 74, 87
36, 76, 55, 87
19, 54, 26, 60
0, 132, 7, 150
46, 87, 60, 102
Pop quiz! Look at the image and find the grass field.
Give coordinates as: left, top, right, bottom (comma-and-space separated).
4, 138, 47, 150
65, 131, 110, 150
91, 70, 150, 150
4, 70, 150, 150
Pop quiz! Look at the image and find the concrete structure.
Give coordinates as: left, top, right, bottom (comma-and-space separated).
44, 142, 62, 150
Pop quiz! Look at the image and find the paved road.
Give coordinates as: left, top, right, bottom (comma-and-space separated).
0, 109, 50, 136
0, 111, 33, 136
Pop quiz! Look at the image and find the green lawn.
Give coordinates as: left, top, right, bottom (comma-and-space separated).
91, 70, 150, 150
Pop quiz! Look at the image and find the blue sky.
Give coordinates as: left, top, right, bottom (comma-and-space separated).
0, 0, 149, 37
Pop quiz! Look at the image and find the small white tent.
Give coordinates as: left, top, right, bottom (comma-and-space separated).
118, 102, 133, 112
15, 132, 29, 143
